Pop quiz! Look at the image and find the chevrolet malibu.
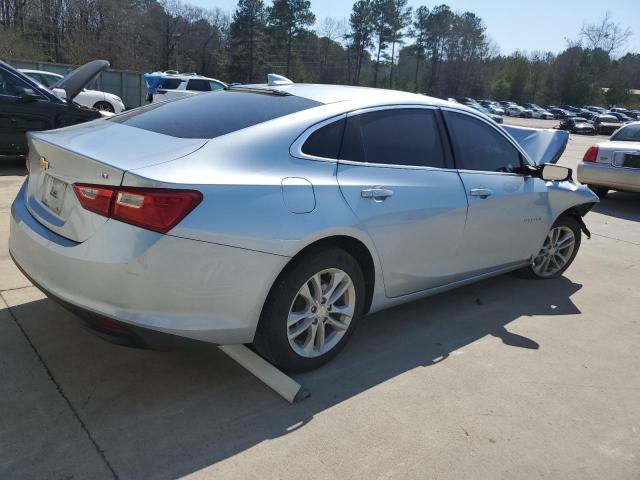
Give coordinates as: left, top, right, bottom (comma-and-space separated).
9, 82, 598, 371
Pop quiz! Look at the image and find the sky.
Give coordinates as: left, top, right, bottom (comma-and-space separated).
189, 0, 640, 55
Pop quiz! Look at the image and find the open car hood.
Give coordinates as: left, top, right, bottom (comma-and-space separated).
52, 60, 110, 101
503, 125, 569, 165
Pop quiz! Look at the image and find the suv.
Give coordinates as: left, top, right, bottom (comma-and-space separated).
146, 71, 227, 103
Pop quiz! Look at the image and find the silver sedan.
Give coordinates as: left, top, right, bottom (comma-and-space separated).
9, 81, 598, 371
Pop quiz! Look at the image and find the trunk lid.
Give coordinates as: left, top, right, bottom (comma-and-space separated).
502, 125, 569, 165
25, 120, 207, 242
596, 141, 640, 166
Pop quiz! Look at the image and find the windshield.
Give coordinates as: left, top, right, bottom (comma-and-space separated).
611, 124, 640, 142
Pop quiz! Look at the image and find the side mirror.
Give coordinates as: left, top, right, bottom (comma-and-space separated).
541, 163, 572, 182
17, 88, 40, 103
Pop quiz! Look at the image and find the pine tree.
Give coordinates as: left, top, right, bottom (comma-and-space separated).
267, 0, 315, 78
229, 0, 266, 83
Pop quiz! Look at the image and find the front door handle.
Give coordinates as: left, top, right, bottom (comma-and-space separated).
470, 188, 493, 199
361, 188, 394, 201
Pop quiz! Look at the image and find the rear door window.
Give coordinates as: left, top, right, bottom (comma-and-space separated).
339, 108, 446, 168
112, 90, 322, 139
159, 78, 181, 90
186, 79, 213, 92
443, 111, 522, 173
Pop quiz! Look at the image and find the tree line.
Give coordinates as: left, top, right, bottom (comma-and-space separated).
1, 0, 638, 107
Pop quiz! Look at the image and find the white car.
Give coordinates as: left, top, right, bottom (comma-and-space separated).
577, 121, 640, 197
531, 108, 555, 120
20, 69, 125, 113
147, 71, 227, 103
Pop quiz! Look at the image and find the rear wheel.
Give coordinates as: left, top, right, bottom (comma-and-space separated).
516, 216, 581, 279
254, 248, 365, 372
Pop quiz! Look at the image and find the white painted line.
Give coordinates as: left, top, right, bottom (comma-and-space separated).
218, 345, 309, 403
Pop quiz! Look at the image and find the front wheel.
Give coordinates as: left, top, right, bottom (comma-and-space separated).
588, 185, 609, 198
516, 216, 581, 279
93, 101, 115, 112
254, 248, 365, 372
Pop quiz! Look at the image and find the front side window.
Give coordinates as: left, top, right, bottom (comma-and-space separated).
444, 111, 521, 173
209, 81, 225, 91
340, 108, 446, 168
0, 68, 32, 97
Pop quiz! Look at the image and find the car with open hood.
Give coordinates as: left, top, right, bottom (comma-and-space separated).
0, 60, 109, 157
19, 69, 125, 113
9, 77, 597, 371
578, 121, 640, 197
558, 117, 596, 135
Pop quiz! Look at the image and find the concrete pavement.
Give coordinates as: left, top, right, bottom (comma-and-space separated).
1, 124, 639, 479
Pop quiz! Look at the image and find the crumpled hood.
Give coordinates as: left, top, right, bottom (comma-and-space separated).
503, 125, 569, 165
52, 60, 110, 101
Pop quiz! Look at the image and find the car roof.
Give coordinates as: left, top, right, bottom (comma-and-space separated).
19, 69, 64, 77
235, 83, 450, 108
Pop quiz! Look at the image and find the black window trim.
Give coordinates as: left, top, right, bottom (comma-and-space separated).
291, 104, 455, 171
440, 106, 534, 175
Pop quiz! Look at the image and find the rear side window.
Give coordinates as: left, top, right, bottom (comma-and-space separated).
160, 78, 181, 89
186, 79, 213, 91
340, 108, 446, 168
301, 119, 345, 159
112, 90, 322, 139
444, 111, 521, 173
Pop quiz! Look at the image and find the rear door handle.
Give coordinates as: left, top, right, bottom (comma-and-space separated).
361, 188, 394, 201
470, 188, 493, 198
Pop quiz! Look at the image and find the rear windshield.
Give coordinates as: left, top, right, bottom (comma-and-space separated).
111, 90, 322, 139
611, 124, 640, 141
598, 115, 618, 122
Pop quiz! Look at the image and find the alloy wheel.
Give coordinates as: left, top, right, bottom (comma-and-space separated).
531, 226, 576, 278
287, 268, 356, 358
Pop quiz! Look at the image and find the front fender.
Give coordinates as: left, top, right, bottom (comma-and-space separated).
548, 180, 599, 225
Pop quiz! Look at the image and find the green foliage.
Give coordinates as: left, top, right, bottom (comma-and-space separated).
1, 0, 638, 107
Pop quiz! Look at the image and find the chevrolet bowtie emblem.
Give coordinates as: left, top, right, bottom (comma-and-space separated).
39, 157, 49, 170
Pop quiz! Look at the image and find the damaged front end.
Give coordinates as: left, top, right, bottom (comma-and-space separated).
503, 125, 569, 165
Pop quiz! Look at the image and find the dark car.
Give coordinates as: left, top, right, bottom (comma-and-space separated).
547, 107, 574, 120
607, 111, 633, 123
0, 60, 108, 157
558, 117, 595, 135
593, 114, 624, 135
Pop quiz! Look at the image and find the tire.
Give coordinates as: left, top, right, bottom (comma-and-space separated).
515, 215, 581, 280
93, 101, 115, 112
254, 248, 366, 372
587, 185, 609, 198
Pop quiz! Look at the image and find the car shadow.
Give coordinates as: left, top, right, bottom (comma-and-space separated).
592, 191, 640, 222
4, 274, 582, 479
0, 157, 27, 177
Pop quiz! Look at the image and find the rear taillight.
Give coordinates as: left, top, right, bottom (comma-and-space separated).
73, 184, 115, 216
583, 145, 598, 162
73, 184, 202, 233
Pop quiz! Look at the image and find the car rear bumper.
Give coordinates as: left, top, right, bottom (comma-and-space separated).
577, 162, 640, 192
9, 181, 289, 345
